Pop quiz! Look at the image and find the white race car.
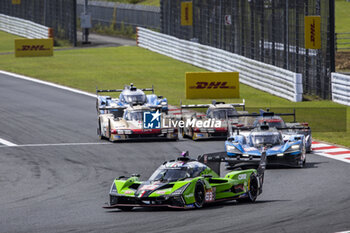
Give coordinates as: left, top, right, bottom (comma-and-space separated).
97, 105, 178, 141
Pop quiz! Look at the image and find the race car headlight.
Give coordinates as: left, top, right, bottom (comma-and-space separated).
161, 102, 167, 105
171, 183, 190, 196
110, 182, 118, 194
286, 144, 300, 153
226, 145, 241, 154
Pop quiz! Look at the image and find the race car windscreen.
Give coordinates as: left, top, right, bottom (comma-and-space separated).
125, 111, 144, 121
124, 94, 146, 104
250, 133, 283, 147
148, 168, 190, 182
208, 109, 237, 119
254, 117, 286, 128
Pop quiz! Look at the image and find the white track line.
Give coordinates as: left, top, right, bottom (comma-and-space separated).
0, 70, 96, 98
0, 142, 111, 148
0, 137, 17, 147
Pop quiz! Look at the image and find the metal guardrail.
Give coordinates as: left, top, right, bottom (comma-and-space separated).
0, 14, 49, 39
336, 33, 350, 50
137, 27, 303, 102
332, 73, 350, 106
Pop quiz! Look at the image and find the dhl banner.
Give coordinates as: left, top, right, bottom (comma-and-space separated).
15, 38, 53, 57
186, 72, 239, 99
181, 2, 193, 26
12, 0, 20, 4
304, 16, 321, 49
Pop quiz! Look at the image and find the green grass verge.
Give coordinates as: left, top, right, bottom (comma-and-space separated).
335, 0, 350, 50
0, 31, 23, 52
0, 45, 349, 147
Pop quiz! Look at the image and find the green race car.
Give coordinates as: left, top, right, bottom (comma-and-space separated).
103, 151, 266, 210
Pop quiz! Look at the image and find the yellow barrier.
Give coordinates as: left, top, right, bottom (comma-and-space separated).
186, 72, 239, 99
304, 16, 321, 49
15, 38, 53, 57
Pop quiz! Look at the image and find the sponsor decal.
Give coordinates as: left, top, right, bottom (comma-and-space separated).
143, 110, 161, 129
238, 174, 247, 180
304, 16, 321, 49
185, 204, 195, 208
181, 2, 193, 26
15, 39, 53, 57
189, 81, 233, 89
139, 184, 159, 191
124, 190, 133, 194
244, 147, 257, 152
156, 190, 166, 195
186, 72, 239, 99
205, 187, 216, 202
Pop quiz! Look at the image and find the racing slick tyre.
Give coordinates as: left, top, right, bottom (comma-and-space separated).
299, 142, 307, 168
108, 119, 113, 142
237, 173, 258, 203
98, 119, 106, 140
194, 180, 205, 208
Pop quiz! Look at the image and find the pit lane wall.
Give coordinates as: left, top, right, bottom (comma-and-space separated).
332, 73, 350, 106
0, 14, 50, 39
137, 27, 303, 102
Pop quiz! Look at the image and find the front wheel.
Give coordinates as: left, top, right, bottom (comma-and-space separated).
194, 181, 205, 208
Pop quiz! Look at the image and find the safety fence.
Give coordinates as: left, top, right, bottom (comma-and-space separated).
336, 32, 350, 51
161, 0, 334, 100
0, 14, 49, 39
77, 0, 160, 30
137, 27, 302, 102
331, 73, 350, 106
0, 0, 77, 45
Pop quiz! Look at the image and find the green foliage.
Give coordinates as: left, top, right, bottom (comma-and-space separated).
91, 22, 136, 39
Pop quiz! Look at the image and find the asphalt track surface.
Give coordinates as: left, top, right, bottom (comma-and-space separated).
0, 73, 350, 233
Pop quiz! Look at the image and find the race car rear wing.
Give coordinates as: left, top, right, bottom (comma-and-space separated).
180, 99, 245, 109
197, 151, 266, 179
96, 84, 154, 95
179, 99, 245, 115
97, 106, 127, 116
98, 104, 164, 115
234, 109, 296, 122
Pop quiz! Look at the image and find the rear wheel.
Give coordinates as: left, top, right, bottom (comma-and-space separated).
299, 142, 307, 168
194, 181, 205, 208
237, 173, 258, 203
108, 119, 113, 142
98, 119, 105, 140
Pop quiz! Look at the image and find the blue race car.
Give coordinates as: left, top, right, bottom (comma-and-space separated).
96, 83, 168, 114
252, 111, 312, 153
225, 124, 306, 168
